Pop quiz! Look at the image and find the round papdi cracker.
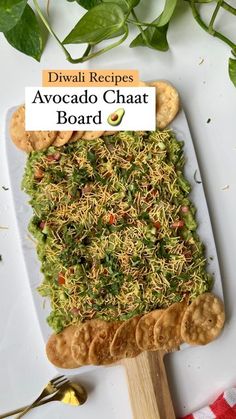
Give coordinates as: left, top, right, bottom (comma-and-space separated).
136, 310, 164, 351
149, 81, 180, 129
10, 106, 57, 152
139, 81, 147, 87
82, 131, 104, 140
53, 131, 73, 147
181, 293, 225, 345
68, 131, 85, 143
103, 131, 117, 136
46, 325, 79, 369
154, 301, 186, 350
89, 322, 121, 365
71, 319, 107, 365
110, 316, 141, 359
10, 105, 33, 152
29, 130, 57, 151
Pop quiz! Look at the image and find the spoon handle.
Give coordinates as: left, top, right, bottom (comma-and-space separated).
0, 393, 58, 418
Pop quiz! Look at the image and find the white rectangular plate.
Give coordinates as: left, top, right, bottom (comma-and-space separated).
4, 105, 223, 373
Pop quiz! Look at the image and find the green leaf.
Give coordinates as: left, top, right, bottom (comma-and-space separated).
107, 26, 126, 38
193, 0, 214, 2
67, 0, 140, 9
102, 0, 140, 14
63, 3, 126, 45
129, 0, 176, 51
67, 0, 102, 9
101, 1, 129, 38
229, 58, 236, 87
0, 0, 27, 32
4, 4, 43, 61
126, 0, 140, 7
156, 0, 177, 27
130, 23, 169, 51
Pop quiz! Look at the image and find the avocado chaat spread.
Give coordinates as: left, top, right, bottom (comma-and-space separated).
22, 130, 212, 333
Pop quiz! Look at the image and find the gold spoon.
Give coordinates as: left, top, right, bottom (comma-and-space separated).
0, 382, 87, 418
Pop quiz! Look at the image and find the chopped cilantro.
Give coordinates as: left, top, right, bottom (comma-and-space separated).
22, 130, 212, 332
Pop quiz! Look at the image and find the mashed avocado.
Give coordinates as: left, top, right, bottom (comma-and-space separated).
22, 130, 212, 333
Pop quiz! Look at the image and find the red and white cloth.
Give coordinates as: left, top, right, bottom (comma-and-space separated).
181, 388, 236, 419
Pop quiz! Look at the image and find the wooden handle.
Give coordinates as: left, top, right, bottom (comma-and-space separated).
123, 351, 176, 419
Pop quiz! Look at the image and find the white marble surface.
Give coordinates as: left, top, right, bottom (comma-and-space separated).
0, 1, 236, 418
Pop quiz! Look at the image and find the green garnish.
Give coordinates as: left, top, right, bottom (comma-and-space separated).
22, 130, 212, 333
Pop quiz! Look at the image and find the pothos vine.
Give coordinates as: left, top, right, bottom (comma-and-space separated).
0, 0, 236, 87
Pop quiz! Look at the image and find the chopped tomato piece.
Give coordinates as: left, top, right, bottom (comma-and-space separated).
34, 168, 44, 180
46, 152, 61, 162
122, 212, 129, 219
151, 190, 158, 197
58, 273, 65, 285
109, 214, 116, 225
82, 184, 92, 194
126, 155, 133, 162
181, 206, 189, 213
153, 221, 161, 229
71, 307, 80, 315
172, 220, 185, 228
39, 221, 46, 230
183, 250, 192, 261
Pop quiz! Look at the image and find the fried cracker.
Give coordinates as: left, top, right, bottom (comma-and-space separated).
138, 81, 147, 87
149, 81, 180, 129
154, 301, 186, 350
181, 293, 225, 345
136, 310, 164, 351
110, 316, 141, 358
29, 130, 57, 150
10, 105, 33, 152
103, 131, 117, 136
68, 131, 85, 143
82, 131, 104, 140
71, 319, 106, 365
10, 106, 57, 152
53, 131, 73, 146
46, 325, 79, 369
89, 322, 121, 365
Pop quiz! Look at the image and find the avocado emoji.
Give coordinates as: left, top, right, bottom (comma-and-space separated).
107, 108, 125, 126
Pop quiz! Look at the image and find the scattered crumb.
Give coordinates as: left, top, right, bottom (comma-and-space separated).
209, 256, 214, 261
1, 186, 9, 191
221, 185, 229, 191
0, 226, 9, 230
199, 58, 204, 65
0, 255, 2, 262
194, 170, 202, 184
207, 118, 211, 124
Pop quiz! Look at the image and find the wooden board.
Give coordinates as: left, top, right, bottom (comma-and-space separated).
123, 351, 175, 419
